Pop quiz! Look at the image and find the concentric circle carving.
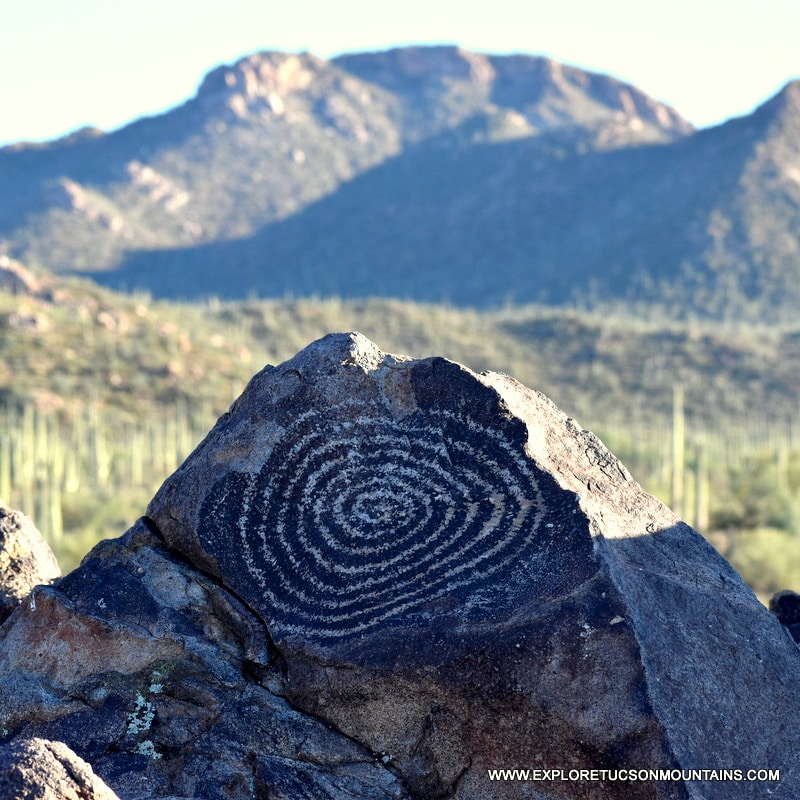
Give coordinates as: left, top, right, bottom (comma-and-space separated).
199, 403, 545, 640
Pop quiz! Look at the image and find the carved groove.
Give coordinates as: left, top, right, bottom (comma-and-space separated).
200, 403, 545, 640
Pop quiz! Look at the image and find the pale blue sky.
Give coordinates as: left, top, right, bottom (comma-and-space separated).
1, 0, 797, 146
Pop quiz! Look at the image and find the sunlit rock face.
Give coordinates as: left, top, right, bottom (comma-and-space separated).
0, 737, 120, 800
0, 503, 60, 624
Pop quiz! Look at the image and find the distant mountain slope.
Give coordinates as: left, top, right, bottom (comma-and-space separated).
0, 47, 689, 275
0, 51, 407, 269
332, 47, 690, 140
95, 80, 800, 318
4, 48, 800, 317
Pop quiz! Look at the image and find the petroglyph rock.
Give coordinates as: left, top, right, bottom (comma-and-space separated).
146, 332, 800, 800
2, 333, 800, 799
195, 385, 573, 644
0, 503, 61, 624
0, 518, 408, 800
154, 336, 594, 647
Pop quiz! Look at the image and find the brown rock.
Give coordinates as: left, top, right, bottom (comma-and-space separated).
0, 255, 42, 295
0, 503, 61, 624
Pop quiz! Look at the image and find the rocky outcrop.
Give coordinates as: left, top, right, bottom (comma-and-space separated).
336, 46, 693, 136
0, 517, 407, 800
2, 332, 800, 799
0, 503, 61, 624
0, 255, 43, 296
0, 737, 120, 800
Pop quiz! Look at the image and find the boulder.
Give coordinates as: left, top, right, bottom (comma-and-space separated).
0, 518, 408, 800
0, 737, 120, 800
147, 332, 800, 799
769, 589, 800, 642
1, 332, 800, 799
0, 503, 61, 624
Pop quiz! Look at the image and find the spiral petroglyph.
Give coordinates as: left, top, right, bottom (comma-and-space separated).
132, 334, 800, 799
199, 401, 546, 641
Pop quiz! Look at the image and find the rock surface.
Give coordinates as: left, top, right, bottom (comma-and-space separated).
2, 332, 800, 799
0, 255, 43, 296
0, 737, 120, 799
0, 517, 407, 800
0, 502, 61, 624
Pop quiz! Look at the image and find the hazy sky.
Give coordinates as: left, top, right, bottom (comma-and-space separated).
1, 0, 797, 147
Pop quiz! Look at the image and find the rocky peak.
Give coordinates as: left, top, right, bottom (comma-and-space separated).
722, 79, 800, 194
595, 76, 693, 134
785, 78, 800, 108
334, 45, 496, 88
751, 79, 800, 139
335, 46, 691, 136
759, 79, 800, 114
486, 53, 692, 136
195, 51, 324, 117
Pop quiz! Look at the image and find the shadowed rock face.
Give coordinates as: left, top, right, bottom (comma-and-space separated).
769, 589, 800, 642
0, 519, 408, 800
2, 332, 800, 799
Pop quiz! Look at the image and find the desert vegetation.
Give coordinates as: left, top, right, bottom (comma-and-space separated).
1, 275, 799, 600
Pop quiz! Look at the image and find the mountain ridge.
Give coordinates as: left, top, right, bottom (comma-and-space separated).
1, 47, 797, 317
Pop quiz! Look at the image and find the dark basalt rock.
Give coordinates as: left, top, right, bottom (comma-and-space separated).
1, 332, 800, 799
146, 332, 800, 799
193, 357, 595, 646
0, 520, 406, 800
0, 517, 407, 800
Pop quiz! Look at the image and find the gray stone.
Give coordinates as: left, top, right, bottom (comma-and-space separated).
2, 332, 800, 799
0, 503, 61, 624
0, 736, 120, 799
0, 519, 408, 799
147, 332, 800, 799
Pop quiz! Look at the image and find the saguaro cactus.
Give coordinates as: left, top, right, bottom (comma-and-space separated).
671, 384, 685, 518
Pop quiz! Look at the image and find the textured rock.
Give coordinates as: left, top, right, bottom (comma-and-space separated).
0, 737, 120, 799
145, 332, 800, 799
0, 518, 407, 799
2, 332, 800, 799
0, 503, 61, 624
